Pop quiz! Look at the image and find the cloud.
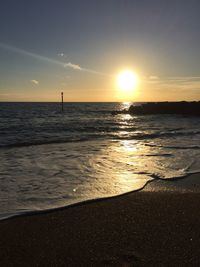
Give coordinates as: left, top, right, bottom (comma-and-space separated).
30, 79, 39, 85
145, 75, 200, 85
168, 76, 200, 80
0, 42, 109, 77
0, 93, 12, 96
0, 93, 23, 98
58, 53, 65, 57
147, 76, 200, 96
64, 62, 82, 70
64, 61, 110, 76
149, 75, 159, 80
61, 82, 67, 86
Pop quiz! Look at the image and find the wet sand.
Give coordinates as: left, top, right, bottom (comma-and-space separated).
1, 178, 200, 266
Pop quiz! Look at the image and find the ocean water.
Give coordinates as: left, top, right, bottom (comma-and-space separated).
0, 102, 200, 220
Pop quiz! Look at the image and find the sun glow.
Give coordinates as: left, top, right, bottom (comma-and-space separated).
117, 70, 138, 92
116, 70, 139, 101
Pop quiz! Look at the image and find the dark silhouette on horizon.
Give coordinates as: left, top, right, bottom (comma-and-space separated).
112, 101, 200, 116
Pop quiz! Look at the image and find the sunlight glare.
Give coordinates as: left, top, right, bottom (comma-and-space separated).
117, 70, 138, 93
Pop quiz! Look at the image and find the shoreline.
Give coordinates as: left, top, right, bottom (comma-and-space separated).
1, 172, 200, 222
1, 174, 200, 266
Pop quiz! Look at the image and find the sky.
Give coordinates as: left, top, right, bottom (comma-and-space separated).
0, 0, 200, 102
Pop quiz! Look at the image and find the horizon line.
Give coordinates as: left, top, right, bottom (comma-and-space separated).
0, 100, 199, 103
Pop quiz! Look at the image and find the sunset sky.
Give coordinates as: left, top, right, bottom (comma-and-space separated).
0, 0, 200, 102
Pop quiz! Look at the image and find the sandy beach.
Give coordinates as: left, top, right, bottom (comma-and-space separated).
1, 0, 200, 265
1, 175, 200, 267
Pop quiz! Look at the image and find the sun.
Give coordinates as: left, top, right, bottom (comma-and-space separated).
117, 70, 138, 93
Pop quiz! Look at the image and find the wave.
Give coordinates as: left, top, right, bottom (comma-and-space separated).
145, 144, 200, 150
1, 170, 200, 222
0, 137, 92, 148
144, 153, 173, 157
1, 128, 200, 149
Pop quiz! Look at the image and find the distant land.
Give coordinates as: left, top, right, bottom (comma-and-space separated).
112, 101, 200, 116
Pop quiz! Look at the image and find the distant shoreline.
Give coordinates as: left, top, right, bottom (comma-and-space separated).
112, 101, 200, 116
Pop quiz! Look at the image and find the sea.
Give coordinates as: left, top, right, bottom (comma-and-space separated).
0, 102, 200, 220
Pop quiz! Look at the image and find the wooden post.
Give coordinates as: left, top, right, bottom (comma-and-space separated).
61, 92, 64, 112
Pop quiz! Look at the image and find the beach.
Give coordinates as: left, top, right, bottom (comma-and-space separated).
1, 102, 200, 221
1, 0, 200, 265
1, 103, 200, 266
1, 174, 200, 266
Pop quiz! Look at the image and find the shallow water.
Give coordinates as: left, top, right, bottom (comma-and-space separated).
0, 102, 200, 219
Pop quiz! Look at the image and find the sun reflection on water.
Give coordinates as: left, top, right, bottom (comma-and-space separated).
120, 140, 138, 153
85, 139, 153, 195
121, 101, 132, 110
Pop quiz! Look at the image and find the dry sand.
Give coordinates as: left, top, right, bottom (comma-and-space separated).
1, 178, 200, 266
